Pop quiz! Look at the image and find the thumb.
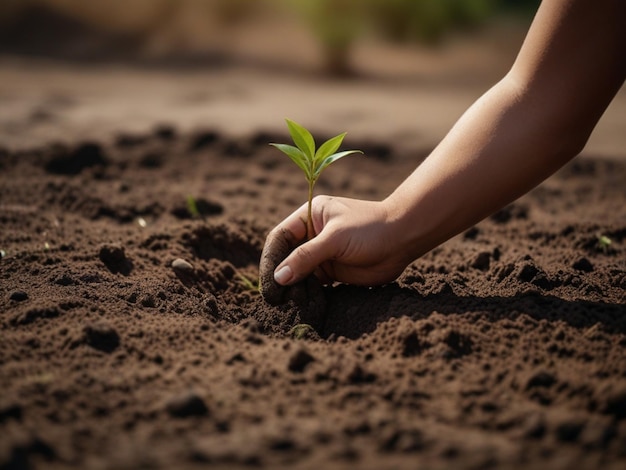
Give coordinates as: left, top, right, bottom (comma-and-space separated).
274, 234, 335, 286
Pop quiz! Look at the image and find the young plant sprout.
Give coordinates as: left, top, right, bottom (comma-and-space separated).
270, 119, 363, 239
596, 233, 612, 254
289, 323, 315, 340
186, 195, 201, 219
237, 273, 260, 292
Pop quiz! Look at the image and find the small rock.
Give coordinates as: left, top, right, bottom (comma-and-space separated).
172, 258, 194, 272
83, 321, 120, 353
166, 391, 209, 418
9, 290, 28, 302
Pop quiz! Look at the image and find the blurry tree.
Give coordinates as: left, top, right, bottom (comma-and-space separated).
278, 0, 365, 76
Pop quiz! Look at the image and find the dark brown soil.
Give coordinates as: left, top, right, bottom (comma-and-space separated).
1, 127, 625, 470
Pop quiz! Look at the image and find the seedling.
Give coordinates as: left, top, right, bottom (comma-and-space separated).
289, 323, 315, 340
186, 195, 201, 219
237, 273, 260, 292
270, 119, 363, 239
596, 234, 612, 254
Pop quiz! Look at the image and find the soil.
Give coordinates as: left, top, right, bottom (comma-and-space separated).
1, 124, 625, 470
1, 15, 626, 470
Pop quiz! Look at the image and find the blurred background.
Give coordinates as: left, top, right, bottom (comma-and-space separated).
0, 0, 539, 74
0, 0, 623, 158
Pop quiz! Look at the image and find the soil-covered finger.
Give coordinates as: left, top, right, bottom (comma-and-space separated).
259, 229, 292, 305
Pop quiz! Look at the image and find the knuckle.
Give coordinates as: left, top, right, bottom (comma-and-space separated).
311, 194, 332, 207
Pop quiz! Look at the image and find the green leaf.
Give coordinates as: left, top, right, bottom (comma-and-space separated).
314, 132, 346, 164
286, 119, 315, 159
314, 150, 363, 178
269, 143, 312, 179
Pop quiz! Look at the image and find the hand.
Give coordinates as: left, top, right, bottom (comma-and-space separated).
259, 195, 411, 301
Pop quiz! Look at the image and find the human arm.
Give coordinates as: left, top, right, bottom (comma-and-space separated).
262, 0, 626, 291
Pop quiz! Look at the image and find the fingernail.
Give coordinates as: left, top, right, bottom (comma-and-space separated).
274, 265, 293, 285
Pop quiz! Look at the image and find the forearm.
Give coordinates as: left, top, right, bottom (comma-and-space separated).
384, 76, 573, 261
384, 0, 625, 264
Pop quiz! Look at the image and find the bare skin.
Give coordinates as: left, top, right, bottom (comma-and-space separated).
261, 0, 626, 291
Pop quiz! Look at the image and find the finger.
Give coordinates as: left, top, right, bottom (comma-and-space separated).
277, 202, 309, 247
259, 225, 293, 304
274, 233, 337, 286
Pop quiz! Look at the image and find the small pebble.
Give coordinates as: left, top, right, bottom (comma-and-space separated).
166, 391, 208, 418
172, 258, 194, 272
9, 290, 28, 302
84, 321, 120, 353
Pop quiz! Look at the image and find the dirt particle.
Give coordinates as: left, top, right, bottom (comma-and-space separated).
53, 273, 76, 286
598, 384, 626, 420
189, 131, 219, 151
98, 244, 132, 275
520, 412, 546, 439
140, 294, 157, 308
0, 402, 23, 423
490, 203, 528, 224
9, 290, 28, 302
3, 435, 56, 469
400, 331, 423, 358
380, 428, 425, 453
44, 141, 108, 175
554, 417, 586, 443
471, 251, 491, 271
518, 263, 540, 283
171, 198, 223, 219
463, 226, 480, 240
525, 370, 557, 390
347, 364, 377, 384
517, 262, 551, 289
572, 257, 594, 272
83, 321, 120, 353
166, 391, 209, 418
11, 306, 60, 326
139, 152, 164, 169
154, 124, 176, 140
288, 347, 315, 373
440, 329, 473, 357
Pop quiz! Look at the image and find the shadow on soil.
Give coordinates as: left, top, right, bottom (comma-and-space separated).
323, 283, 626, 339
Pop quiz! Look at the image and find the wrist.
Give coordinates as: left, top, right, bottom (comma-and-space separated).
381, 192, 433, 266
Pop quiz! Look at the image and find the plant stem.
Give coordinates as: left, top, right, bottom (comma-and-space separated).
307, 179, 314, 240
